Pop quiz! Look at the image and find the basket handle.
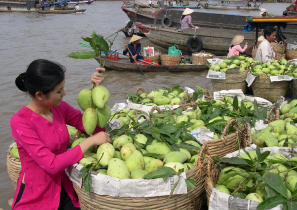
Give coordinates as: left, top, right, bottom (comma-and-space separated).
265, 106, 280, 123
150, 106, 163, 113
195, 144, 214, 182
135, 87, 145, 95
181, 93, 193, 104
203, 90, 213, 102
220, 119, 239, 139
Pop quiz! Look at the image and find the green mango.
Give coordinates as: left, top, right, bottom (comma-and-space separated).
131, 169, 148, 179
113, 135, 133, 150
143, 156, 155, 165
114, 151, 122, 160
125, 150, 145, 173
179, 148, 191, 160
285, 175, 297, 193
79, 157, 97, 167
153, 96, 171, 106
96, 105, 111, 128
71, 138, 86, 148
107, 158, 130, 179
97, 143, 115, 166
92, 85, 110, 109
185, 141, 201, 155
183, 163, 194, 171
77, 89, 96, 111
163, 151, 188, 164
215, 185, 230, 194
170, 97, 181, 105
281, 104, 292, 115
144, 159, 163, 173
164, 162, 185, 173
245, 193, 263, 203
146, 143, 171, 159
10, 147, 20, 159
134, 134, 148, 149
120, 143, 136, 161
82, 108, 98, 135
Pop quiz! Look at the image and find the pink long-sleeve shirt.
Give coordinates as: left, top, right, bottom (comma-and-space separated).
10, 101, 105, 210
227, 44, 248, 58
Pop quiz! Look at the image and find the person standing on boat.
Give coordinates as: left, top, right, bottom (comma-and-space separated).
75, 2, 80, 10
180, 8, 199, 30
255, 26, 276, 63
227, 35, 248, 58
10, 59, 110, 209
123, 35, 145, 63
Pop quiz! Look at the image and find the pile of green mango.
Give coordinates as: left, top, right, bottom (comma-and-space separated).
78, 85, 111, 135
10, 144, 20, 159
110, 108, 143, 127
250, 58, 296, 77
209, 55, 253, 72
252, 99, 297, 148
77, 133, 201, 179
215, 150, 297, 204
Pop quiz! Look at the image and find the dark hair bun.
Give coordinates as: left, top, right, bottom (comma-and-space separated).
15, 73, 27, 92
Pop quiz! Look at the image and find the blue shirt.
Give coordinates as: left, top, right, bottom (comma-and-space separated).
123, 43, 144, 63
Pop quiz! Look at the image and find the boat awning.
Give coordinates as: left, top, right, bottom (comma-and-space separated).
243, 16, 296, 32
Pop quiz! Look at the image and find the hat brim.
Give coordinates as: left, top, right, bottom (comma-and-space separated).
129, 35, 143, 43
231, 35, 244, 45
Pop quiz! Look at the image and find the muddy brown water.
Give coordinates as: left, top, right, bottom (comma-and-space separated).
0, 1, 290, 208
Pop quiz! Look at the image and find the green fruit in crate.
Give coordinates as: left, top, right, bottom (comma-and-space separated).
134, 134, 148, 149
176, 115, 189, 124
71, 138, 86, 148
97, 143, 115, 166
278, 134, 288, 142
10, 147, 20, 159
170, 98, 181, 105
225, 175, 245, 191
271, 125, 284, 135
167, 93, 176, 99
178, 92, 186, 98
239, 150, 257, 160
146, 143, 171, 159
113, 135, 133, 150
164, 162, 185, 173
287, 124, 297, 135
264, 138, 279, 147
118, 117, 129, 126
191, 120, 205, 130
140, 93, 147, 98
127, 110, 136, 117
185, 141, 201, 155
183, 111, 194, 118
234, 192, 246, 199
269, 164, 288, 180
289, 107, 297, 114
238, 56, 245, 60
253, 133, 275, 147
120, 143, 136, 161
163, 151, 188, 164
107, 158, 130, 179
144, 156, 155, 165
79, 157, 97, 167
140, 149, 147, 155
153, 96, 171, 106
92, 86, 110, 109
190, 154, 199, 164
96, 169, 107, 175
147, 91, 163, 99
82, 108, 98, 135
290, 99, 297, 108
255, 182, 265, 199
245, 193, 263, 203
125, 150, 145, 173
77, 89, 95, 111
67, 126, 78, 142
268, 120, 286, 128
215, 185, 230, 194
192, 108, 202, 120
219, 62, 227, 69
232, 60, 240, 66
183, 163, 194, 171
95, 105, 111, 128
131, 169, 148, 179
285, 175, 297, 193
145, 159, 163, 173
179, 148, 191, 160
285, 118, 293, 123
287, 170, 297, 176
114, 151, 122, 160
210, 64, 220, 71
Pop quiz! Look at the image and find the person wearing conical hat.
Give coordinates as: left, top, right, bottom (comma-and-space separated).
260, 8, 267, 17
123, 35, 144, 63
227, 35, 248, 58
180, 8, 199, 31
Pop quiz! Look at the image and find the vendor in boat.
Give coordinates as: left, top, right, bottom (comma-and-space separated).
227, 35, 248, 58
75, 2, 80, 10
10, 59, 110, 209
180, 8, 199, 31
260, 8, 267, 17
255, 26, 276, 63
123, 35, 145, 63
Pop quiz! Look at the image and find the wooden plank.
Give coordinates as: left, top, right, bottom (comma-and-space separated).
0, 1, 27, 4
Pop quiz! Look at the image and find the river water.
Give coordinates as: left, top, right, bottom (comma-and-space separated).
0, 1, 291, 208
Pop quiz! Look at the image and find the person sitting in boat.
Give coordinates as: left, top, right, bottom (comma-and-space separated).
180, 8, 199, 31
227, 35, 248, 58
75, 2, 80, 10
123, 35, 145, 63
255, 26, 276, 63
260, 8, 267, 17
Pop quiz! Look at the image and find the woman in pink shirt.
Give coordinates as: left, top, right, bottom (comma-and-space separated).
10, 59, 111, 210
227, 35, 248, 58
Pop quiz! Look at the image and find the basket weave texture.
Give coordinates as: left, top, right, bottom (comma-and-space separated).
286, 49, 297, 60
192, 51, 214, 65
211, 70, 248, 93
73, 161, 207, 210
160, 55, 181, 65
6, 146, 21, 190
144, 55, 159, 64
251, 76, 289, 103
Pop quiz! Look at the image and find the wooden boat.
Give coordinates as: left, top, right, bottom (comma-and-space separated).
95, 56, 208, 72
38, 8, 85, 14
68, 0, 93, 4
198, 0, 262, 10
0, 0, 37, 12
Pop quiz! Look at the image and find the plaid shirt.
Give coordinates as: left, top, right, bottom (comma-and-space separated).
180, 15, 194, 30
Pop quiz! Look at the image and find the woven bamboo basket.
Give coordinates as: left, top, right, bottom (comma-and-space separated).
160, 55, 181, 65
73, 158, 208, 210
272, 42, 286, 61
211, 69, 248, 93
251, 76, 289, 103
144, 55, 159, 64
252, 47, 257, 59
202, 119, 252, 158
6, 144, 21, 190
286, 49, 297, 60
192, 51, 214, 65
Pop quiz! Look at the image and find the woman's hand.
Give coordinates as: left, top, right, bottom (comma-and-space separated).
91, 132, 111, 146
91, 67, 105, 86
132, 54, 137, 60
245, 41, 248, 45
124, 44, 127, 50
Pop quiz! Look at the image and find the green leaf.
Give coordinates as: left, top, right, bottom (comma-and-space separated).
212, 156, 222, 164
78, 167, 88, 178
185, 179, 196, 190
258, 151, 270, 163
256, 146, 261, 159
92, 31, 109, 53
168, 177, 179, 200
241, 100, 247, 116
144, 166, 176, 180
67, 51, 96, 59
257, 196, 286, 210
287, 200, 297, 210
256, 173, 288, 198
220, 157, 250, 166
159, 124, 178, 134
265, 185, 278, 199
173, 107, 183, 116
84, 173, 91, 193
233, 96, 239, 110
177, 142, 201, 151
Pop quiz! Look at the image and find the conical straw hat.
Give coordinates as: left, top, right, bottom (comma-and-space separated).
129, 35, 142, 43
231, 35, 244, 45
182, 8, 194, 15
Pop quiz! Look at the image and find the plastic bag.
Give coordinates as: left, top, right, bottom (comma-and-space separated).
168, 44, 181, 55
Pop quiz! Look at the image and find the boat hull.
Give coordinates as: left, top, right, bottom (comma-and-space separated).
0, 0, 37, 12
38, 9, 86, 14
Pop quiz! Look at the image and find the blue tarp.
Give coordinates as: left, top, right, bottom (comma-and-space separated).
244, 22, 287, 32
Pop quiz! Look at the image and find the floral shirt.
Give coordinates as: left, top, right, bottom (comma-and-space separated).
180, 15, 194, 30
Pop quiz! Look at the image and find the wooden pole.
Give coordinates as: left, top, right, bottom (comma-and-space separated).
126, 45, 145, 75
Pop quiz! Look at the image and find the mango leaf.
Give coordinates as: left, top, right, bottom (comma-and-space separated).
258, 151, 270, 163
144, 166, 176, 180
177, 142, 200, 151
67, 51, 96, 59
185, 179, 196, 190
159, 124, 178, 134
257, 196, 286, 210
287, 200, 297, 210
209, 107, 221, 121
173, 107, 183, 115
292, 185, 297, 199
212, 156, 222, 164
220, 157, 250, 166
233, 96, 239, 110
84, 173, 91, 193
256, 173, 288, 198
78, 167, 88, 178
241, 100, 247, 116
92, 31, 109, 53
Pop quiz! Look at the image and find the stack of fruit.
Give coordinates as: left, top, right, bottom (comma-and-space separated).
209, 55, 252, 72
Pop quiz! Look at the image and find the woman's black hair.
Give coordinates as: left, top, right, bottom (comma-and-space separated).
230, 44, 234, 49
15, 59, 66, 97
181, 15, 186, 20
